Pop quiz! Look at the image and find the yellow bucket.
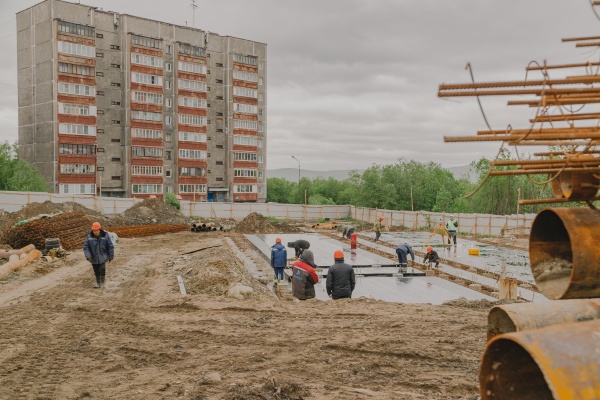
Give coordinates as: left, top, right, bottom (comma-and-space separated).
468, 248, 480, 256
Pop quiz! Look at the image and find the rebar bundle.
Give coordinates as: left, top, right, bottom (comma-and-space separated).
438, 36, 600, 204
108, 224, 189, 238
0, 212, 94, 251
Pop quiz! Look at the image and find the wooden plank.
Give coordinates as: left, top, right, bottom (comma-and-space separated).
176, 275, 187, 295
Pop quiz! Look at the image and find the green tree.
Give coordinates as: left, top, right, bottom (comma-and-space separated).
0, 141, 47, 192
164, 192, 181, 210
266, 178, 296, 203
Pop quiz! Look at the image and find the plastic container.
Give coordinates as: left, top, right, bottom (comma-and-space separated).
468, 248, 480, 256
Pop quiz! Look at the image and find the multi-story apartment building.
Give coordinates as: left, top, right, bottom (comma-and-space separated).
17, 0, 267, 202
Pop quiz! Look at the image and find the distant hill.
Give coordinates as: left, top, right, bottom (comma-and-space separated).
268, 165, 477, 182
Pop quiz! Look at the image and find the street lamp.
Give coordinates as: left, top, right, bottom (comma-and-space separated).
291, 155, 300, 183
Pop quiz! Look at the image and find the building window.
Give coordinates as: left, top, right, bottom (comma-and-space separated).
166, 63, 172, 72
58, 62, 94, 76
97, 166, 104, 170
258, 139, 263, 148
165, 169, 172, 178
258, 122, 263, 132
58, 21, 94, 37
59, 183, 95, 194
178, 132, 207, 142
233, 152, 257, 161
97, 129, 105, 134
130, 53, 163, 67
132, 147, 163, 158
165, 151, 172, 160
165, 116, 172, 125
234, 103, 257, 114
131, 34, 161, 49
233, 135, 257, 146
132, 128, 163, 139
216, 161, 224, 165
259, 93, 264, 102
258, 186, 263, 194
111, 139, 121, 143
132, 166, 163, 176
216, 63, 223, 67
216, 96, 224, 100
179, 184, 207, 193
110, 44, 120, 50
233, 87, 257, 98
165, 98, 172, 108
233, 70, 258, 82
132, 91, 163, 104
258, 171, 263, 179
96, 33, 104, 39
178, 79, 206, 92
132, 110, 162, 122
178, 44, 206, 57
111, 176, 122, 180
259, 77, 263, 85
259, 62, 264, 70
234, 184, 256, 193
59, 123, 96, 136
165, 133, 172, 142
234, 169, 257, 177
165, 80, 171, 90
233, 120, 258, 130
96, 53, 104, 58
132, 73, 163, 86
179, 167, 205, 176
233, 54, 257, 65
132, 184, 163, 194
58, 83, 95, 96
216, 79, 223, 84
166, 44, 172, 54
112, 120, 121, 125
258, 155, 264, 163
178, 61, 207, 74
111, 82, 121, 87
97, 91, 104, 96
96, 71, 104, 77
58, 103, 96, 116
110, 63, 121, 68
111, 101, 121, 106
178, 114, 207, 126
259, 109, 263, 116
111, 157, 121, 162
59, 144, 96, 155
178, 149, 206, 160
178, 97, 206, 108
216, 144, 224, 149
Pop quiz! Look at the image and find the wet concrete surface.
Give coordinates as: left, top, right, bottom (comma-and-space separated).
369, 231, 533, 283
246, 233, 497, 304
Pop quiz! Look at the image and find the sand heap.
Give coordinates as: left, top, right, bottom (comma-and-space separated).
109, 198, 191, 226
233, 212, 279, 234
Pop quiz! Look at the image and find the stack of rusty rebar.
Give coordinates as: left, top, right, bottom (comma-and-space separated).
108, 224, 189, 238
438, 35, 600, 205
0, 212, 94, 250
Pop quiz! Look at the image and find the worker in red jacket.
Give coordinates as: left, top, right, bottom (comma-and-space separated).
291, 249, 319, 300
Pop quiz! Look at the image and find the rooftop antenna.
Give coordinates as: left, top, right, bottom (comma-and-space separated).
191, 0, 197, 28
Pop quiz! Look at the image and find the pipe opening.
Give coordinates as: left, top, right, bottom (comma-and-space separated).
487, 307, 516, 340
480, 338, 553, 400
529, 209, 572, 299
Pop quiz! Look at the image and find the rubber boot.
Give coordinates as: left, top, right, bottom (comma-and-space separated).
94, 276, 100, 288
99, 276, 105, 288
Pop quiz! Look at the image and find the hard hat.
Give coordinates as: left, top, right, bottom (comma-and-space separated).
427, 246, 433, 252
275, 237, 281, 243
91, 222, 101, 230
334, 250, 344, 259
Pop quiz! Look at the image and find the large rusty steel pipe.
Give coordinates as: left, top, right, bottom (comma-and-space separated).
530, 208, 600, 299
487, 299, 600, 340
480, 319, 600, 400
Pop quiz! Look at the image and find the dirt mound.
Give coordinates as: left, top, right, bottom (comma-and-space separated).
0, 201, 106, 234
108, 198, 191, 226
177, 238, 273, 300
233, 212, 279, 234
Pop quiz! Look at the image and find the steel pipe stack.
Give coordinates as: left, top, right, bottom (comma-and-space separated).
108, 224, 189, 238
480, 208, 600, 399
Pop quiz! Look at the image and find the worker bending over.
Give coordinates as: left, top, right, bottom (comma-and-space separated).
395, 243, 415, 273
341, 224, 355, 239
287, 239, 310, 259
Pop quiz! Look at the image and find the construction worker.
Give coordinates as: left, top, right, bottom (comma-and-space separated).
270, 237, 287, 285
83, 221, 114, 288
395, 243, 415, 273
423, 246, 440, 268
291, 250, 319, 300
374, 216, 384, 242
326, 250, 355, 300
287, 239, 310, 259
446, 215, 458, 246
341, 224, 355, 239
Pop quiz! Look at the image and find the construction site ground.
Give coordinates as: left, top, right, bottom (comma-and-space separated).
0, 206, 526, 400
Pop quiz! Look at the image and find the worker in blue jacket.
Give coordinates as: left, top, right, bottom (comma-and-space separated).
83, 221, 114, 288
270, 237, 287, 285
395, 243, 415, 273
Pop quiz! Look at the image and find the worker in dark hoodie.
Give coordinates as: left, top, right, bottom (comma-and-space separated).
291, 249, 319, 300
83, 221, 114, 288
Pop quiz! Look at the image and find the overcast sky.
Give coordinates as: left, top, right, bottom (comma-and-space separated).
0, 0, 599, 172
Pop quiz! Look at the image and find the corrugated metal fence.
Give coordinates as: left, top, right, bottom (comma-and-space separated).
0, 191, 533, 236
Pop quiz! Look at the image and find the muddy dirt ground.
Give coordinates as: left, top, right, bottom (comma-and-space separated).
0, 230, 492, 400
